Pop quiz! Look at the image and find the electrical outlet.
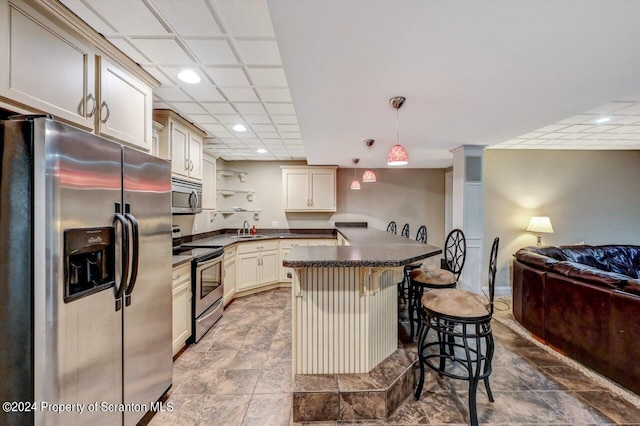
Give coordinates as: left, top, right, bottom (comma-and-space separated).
272, 221, 279, 227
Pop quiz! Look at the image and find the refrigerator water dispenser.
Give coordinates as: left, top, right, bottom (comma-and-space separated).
64, 227, 115, 303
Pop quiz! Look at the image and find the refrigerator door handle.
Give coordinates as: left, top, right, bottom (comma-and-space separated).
113, 212, 130, 311
124, 210, 139, 306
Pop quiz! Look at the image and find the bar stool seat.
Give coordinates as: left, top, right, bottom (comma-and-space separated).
421, 288, 489, 319
410, 268, 456, 288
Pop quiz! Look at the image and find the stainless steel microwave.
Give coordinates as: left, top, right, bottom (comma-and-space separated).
171, 177, 202, 214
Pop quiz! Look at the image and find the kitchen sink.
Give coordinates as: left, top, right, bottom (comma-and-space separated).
230, 234, 268, 239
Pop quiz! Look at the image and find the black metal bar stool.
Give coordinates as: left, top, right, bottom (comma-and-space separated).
401, 223, 410, 238
414, 237, 499, 426
406, 229, 466, 340
387, 221, 397, 234
399, 225, 428, 314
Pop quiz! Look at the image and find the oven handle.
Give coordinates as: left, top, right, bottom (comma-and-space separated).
124, 208, 139, 305
113, 212, 130, 311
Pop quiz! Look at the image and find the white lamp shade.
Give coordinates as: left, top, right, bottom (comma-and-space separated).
350, 179, 361, 190
526, 216, 554, 233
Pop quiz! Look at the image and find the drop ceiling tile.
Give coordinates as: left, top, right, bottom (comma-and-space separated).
557, 115, 593, 125
251, 124, 276, 132
264, 103, 295, 114
271, 115, 297, 124
584, 125, 618, 133
282, 132, 301, 139
129, 38, 193, 64
212, 0, 274, 37
236, 132, 258, 139
247, 67, 288, 86
203, 67, 249, 86
235, 40, 281, 65
168, 102, 207, 114
187, 114, 219, 124
613, 103, 640, 115
586, 102, 635, 114
202, 124, 228, 133
215, 114, 243, 124
242, 115, 272, 124
559, 124, 592, 133
153, 101, 170, 109
154, 87, 192, 102
143, 66, 176, 85
85, 0, 167, 35
182, 84, 225, 102
257, 88, 291, 102
276, 124, 299, 132
276, 154, 292, 160
106, 38, 149, 64
202, 102, 237, 114
60, 0, 115, 34
152, 0, 222, 36
209, 130, 235, 139
185, 40, 237, 64
608, 116, 640, 125
256, 132, 280, 139
535, 124, 570, 133
220, 88, 258, 102
241, 139, 263, 146
235, 103, 266, 114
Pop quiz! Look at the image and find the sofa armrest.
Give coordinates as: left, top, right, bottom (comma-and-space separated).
617, 279, 640, 296
551, 261, 628, 289
514, 250, 558, 271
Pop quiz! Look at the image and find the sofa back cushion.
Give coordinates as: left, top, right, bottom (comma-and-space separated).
551, 261, 628, 289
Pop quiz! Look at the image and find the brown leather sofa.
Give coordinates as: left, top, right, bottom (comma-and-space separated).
513, 245, 640, 395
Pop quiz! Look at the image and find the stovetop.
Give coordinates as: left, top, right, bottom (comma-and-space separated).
172, 246, 224, 262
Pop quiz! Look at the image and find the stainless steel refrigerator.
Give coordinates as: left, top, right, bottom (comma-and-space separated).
0, 116, 173, 425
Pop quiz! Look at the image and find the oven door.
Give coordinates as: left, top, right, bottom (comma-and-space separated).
194, 256, 223, 317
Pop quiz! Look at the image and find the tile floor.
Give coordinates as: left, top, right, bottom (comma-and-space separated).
148, 288, 640, 425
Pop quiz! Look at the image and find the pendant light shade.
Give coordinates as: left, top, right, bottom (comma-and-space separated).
350, 158, 361, 190
388, 96, 409, 166
362, 139, 377, 182
362, 169, 376, 183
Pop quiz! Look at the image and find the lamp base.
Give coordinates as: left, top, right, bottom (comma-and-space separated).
536, 234, 542, 246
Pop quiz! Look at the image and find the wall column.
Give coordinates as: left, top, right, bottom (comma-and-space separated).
451, 145, 485, 294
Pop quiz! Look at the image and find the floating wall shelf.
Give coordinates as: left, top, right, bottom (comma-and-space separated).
217, 189, 254, 201
217, 209, 261, 220
217, 169, 247, 182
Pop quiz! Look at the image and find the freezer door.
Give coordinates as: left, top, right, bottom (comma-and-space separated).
36, 119, 123, 425
122, 146, 172, 426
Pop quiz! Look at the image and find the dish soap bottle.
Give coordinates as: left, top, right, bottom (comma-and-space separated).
250, 225, 257, 235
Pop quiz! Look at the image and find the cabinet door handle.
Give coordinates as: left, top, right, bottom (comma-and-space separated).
86, 93, 97, 118
100, 101, 110, 124
185, 159, 189, 171
310, 198, 313, 206
190, 160, 195, 171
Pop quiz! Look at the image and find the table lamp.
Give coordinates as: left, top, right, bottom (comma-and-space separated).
527, 216, 554, 246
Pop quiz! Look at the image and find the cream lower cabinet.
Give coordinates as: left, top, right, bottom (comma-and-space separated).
172, 263, 192, 356
280, 238, 337, 282
223, 245, 237, 305
237, 240, 279, 291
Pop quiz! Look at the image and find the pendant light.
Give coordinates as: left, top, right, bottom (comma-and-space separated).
350, 158, 361, 190
362, 139, 377, 183
387, 96, 409, 166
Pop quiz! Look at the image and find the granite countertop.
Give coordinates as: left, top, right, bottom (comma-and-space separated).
283, 226, 442, 268
171, 230, 336, 267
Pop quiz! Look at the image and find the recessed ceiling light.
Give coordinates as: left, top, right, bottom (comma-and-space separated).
177, 69, 200, 84
594, 117, 611, 124
256, 148, 267, 154
232, 124, 247, 132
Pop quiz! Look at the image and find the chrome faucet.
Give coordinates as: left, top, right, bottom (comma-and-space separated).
242, 220, 250, 237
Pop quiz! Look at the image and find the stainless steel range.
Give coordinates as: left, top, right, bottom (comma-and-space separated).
173, 228, 224, 342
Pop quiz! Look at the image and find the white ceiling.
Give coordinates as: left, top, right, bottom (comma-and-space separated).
60, 0, 640, 168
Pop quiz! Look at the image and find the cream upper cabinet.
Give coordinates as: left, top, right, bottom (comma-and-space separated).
0, 0, 96, 129
96, 57, 152, 151
154, 110, 206, 182
201, 155, 216, 210
282, 166, 337, 212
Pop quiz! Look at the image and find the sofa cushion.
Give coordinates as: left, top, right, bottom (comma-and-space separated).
618, 279, 640, 296
551, 261, 628, 289
602, 246, 640, 279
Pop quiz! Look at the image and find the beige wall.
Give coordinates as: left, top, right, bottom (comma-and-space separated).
175, 160, 447, 249
483, 149, 640, 293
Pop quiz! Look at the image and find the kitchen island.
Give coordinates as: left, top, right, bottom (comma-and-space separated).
283, 226, 441, 375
